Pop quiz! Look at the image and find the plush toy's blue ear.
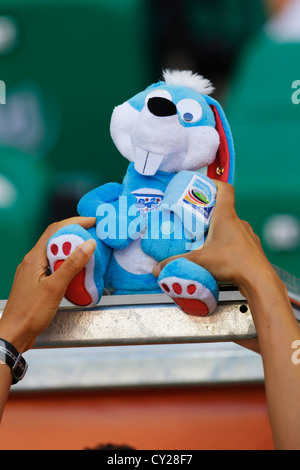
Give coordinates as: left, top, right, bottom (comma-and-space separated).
204, 96, 235, 184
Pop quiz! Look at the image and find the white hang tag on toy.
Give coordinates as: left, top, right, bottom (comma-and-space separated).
177, 174, 217, 227
160, 172, 217, 244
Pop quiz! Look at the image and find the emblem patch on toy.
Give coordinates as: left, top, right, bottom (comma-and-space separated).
132, 189, 164, 215
178, 175, 216, 222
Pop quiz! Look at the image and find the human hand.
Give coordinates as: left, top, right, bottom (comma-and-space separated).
153, 181, 277, 296
0, 217, 96, 353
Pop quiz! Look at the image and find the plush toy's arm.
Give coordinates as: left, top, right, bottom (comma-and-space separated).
141, 210, 193, 262
77, 182, 123, 217
78, 182, 145, 249
141, 171, 216, 261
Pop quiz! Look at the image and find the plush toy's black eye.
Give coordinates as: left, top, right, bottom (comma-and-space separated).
148, 97, 177, 117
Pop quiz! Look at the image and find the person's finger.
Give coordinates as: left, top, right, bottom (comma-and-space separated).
153, 254, 179, 277
152, 248, 203, 277
210, 180, 236, 220
48, 238, 96, 291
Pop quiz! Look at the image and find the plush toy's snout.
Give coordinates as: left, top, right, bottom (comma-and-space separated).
131, 102, 188, 176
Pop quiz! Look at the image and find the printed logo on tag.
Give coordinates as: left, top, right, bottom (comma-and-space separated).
178, 175, 216, 222
184, 188, 210, 206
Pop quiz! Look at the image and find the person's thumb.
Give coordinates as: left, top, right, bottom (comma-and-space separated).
152, 247, 205, 278
50, 238, 96, 288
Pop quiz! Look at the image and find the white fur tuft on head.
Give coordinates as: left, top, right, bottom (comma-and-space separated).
162, 69, 215, 96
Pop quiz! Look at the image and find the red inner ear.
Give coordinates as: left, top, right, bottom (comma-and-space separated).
207, 105, 230, 182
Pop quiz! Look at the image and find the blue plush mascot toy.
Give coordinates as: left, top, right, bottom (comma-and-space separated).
47, 70, 235, 317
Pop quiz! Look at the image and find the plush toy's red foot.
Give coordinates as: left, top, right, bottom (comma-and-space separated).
157, 258, 219, 317
47, 233, 99, 307
159, 278, 213, 317
53, 260, 92, 306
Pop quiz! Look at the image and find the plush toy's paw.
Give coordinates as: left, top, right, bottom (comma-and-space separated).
141, 209, 192, 262
157, 258, 219, 317
47, 225, 103, 307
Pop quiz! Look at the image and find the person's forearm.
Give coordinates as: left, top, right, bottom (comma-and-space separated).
0, 217, 96, 424
242, 268, 300, 450
153, 180, 300, 448
0, 365, 12, 422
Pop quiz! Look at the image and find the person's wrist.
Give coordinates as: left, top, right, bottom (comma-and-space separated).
0, 360, 13, 375
0, 359, 14, 387
0, 319, 32, 354
238, 261, 288, 307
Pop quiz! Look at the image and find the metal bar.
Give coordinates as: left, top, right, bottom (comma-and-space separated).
0, 290, 254, 348
16, 343, 265, 392
0, 265, 299, 349
32, 290, 256, 348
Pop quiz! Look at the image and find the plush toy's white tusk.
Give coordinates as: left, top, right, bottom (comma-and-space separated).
134, 147, 165, 176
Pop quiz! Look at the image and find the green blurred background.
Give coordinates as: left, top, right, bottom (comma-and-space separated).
0, 0, 299, 298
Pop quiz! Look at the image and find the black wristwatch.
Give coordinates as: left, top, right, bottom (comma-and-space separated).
0, 338, 28, 385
